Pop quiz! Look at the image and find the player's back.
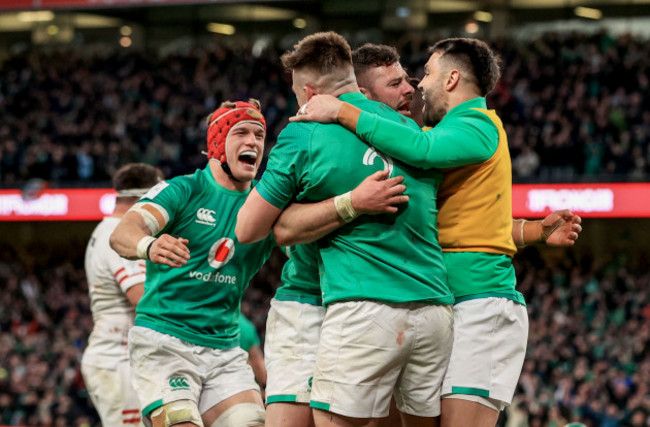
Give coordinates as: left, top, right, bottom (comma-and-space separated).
84, 217, 145, 366
273, 92, 453, 307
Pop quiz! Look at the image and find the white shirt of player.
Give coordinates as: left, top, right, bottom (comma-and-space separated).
82, 217, 146, 369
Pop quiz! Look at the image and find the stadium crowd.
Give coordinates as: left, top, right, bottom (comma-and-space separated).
0, 246, 648, 426
0, 29, 649, 186
0, 248, 286, 426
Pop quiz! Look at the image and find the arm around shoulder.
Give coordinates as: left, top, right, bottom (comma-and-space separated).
236, 188, 283, 244
273, 170, 409, 246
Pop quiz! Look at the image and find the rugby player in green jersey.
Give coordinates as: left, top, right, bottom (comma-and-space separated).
259, 43, 418, 427
261, 41, 580, 427
292, 38, 582, 427
237, 31, 454, 427
259, 169, 409, 427
110, 99, 274, 427
108, 98, 407, 427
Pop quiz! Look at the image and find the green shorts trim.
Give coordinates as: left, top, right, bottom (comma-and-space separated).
142, 399, 163, 418
310, 401, 331, 411
450, 386, 490, 397
274, 293, 323, 306
267, 394, 298, 404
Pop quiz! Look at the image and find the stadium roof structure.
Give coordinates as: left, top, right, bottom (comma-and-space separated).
3, 0, 650, 25
1, 0, 650, 48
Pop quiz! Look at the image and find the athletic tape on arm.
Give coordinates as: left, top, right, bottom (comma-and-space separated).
127, 202, 169, 236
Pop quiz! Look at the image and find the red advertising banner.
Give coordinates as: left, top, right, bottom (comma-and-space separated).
512, 183, 650, 218
0, 188, 116, 221
0, 0, 212, 11
0, 183, 649, 221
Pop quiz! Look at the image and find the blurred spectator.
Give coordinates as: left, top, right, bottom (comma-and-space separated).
0, 43, 294, 186
2, 239, 650, 426
0, 247, 286, 426
499, 246, 650, 426
2, 30, 649, 186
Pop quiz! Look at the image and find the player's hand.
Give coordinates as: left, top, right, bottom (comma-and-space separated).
148, 234, 191, 267
289, 95, 343, 123
542, 209, 582, 247
350, 170, 408, 215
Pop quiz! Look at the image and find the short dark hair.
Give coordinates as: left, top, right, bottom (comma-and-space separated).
113, 163, 163, 193
281, 31, 352, 73
352, 43, 400, 79
429, 38, 501, 96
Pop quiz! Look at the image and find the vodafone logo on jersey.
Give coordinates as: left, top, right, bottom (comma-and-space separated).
208, 237, 235, 269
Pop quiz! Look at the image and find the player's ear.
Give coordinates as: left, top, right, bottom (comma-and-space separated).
359, 86, 370, 97
305, 85, 317, 101
446, 69, 460, 91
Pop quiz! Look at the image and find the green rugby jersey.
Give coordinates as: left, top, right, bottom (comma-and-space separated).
135, 166, 276, 349
352, 97, 523, 305
257, 92, 453, 307
274, 243, 322, 306
238, 314, 260, 352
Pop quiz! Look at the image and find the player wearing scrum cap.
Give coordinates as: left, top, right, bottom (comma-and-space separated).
110, 99, 274, 427
81, 163, 163, 427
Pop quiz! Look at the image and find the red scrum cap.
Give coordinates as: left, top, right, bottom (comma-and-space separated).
206, 99, 266, 163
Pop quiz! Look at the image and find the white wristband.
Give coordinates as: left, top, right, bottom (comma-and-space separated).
136, 236, 157, 260
519, 219, 526, 248
334, 191, 359, 223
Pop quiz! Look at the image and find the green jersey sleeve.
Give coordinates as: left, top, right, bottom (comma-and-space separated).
138, 179, 192, 235
355, 100, 498, 169
238, 314, 260, 352
256, 124, 313, 209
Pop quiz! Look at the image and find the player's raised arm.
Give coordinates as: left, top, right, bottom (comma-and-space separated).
110, 205, 190, 268
273, 170, 408, 246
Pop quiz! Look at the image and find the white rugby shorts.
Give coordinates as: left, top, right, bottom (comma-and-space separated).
128, 326, 259, 422
265, 298, 326, 405
441, 297, 529, 408
310, 300, 453, 418
81, 360, 143, 426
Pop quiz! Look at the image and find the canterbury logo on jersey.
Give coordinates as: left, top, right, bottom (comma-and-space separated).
363, 147, 394, 177
196, 208, 217, 226
169, 376, 190, 389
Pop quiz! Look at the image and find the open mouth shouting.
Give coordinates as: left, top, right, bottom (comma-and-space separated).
238, 150, 259, 170
398, 100, 412, 116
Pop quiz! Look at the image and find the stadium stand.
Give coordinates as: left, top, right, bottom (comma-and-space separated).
1, 30, 648, 187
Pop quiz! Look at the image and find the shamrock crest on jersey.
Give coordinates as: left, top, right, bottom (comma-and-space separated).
363, 147, 394, 177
